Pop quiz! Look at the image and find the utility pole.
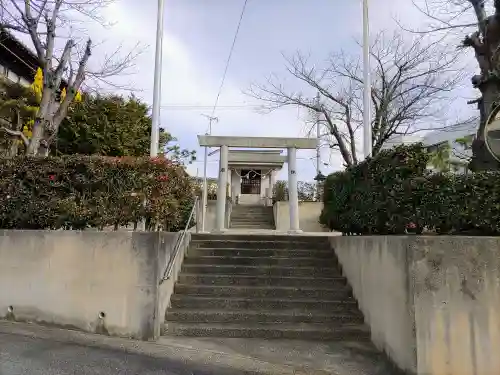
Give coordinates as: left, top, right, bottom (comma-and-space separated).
140, 0, 165, 232
362, 0, 372, 159
150, 0, 165, 157
200, 115, 218, 233
315, 93, 321, 201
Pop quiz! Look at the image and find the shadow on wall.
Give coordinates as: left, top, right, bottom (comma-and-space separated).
330, 236, 500, 375
0, 230, 185, 341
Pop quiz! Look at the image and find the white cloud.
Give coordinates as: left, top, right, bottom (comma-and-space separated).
11, 0, 480, 182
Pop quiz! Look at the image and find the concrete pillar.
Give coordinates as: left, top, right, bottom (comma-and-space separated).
215, 145, 229, 232
268, 170, 273, 206
287, 147, 301, 233
268, 170, 273, 196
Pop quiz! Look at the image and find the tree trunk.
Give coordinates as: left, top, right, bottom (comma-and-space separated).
469, 81, 500, 171
26, 87, 54, 156
8, 139, 19, 157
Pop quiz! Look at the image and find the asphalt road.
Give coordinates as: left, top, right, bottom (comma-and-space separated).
0, 332, 247, 375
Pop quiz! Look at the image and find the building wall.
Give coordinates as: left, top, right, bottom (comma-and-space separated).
229, 168, 274, 198
0, 32, 37, 86
330, 236, 500, 375
0, 63, 31, 86
0, 230, 181, 341
382, 123, 477, 174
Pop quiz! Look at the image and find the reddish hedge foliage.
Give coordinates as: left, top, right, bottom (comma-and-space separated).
0, 155, 195, 230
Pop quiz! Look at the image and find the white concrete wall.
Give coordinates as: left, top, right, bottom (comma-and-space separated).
0, 230, 180, 341
190, 199, 232, 231
330, 236, 417, 373
330, 236, 500, 375
273, 201, 327, 232
411, 236, 500, 375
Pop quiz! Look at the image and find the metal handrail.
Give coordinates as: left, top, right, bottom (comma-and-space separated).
161, 196, 199, 282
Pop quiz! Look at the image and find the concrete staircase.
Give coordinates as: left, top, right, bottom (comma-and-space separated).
230, 205, 275, 229
162, 234, 371, 340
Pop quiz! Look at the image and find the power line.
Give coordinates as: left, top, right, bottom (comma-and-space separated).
210, 0, 249, 118
161, 104, 259, 108
161, 105, 260, 111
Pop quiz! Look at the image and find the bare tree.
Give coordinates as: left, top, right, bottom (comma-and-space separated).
0, 0, 139, 156
247, 32, 464, 167
406, 0, 500, 170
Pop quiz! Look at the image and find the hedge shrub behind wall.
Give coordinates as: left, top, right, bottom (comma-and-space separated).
320, 144, 500, 235
0, 155, 195, 230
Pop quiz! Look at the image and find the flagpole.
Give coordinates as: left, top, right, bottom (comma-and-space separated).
150, 0, 165, 157
140, 0, 165, 232
362, 0, 372, 158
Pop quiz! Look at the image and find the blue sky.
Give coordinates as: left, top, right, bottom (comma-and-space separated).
12, 0, 480, 180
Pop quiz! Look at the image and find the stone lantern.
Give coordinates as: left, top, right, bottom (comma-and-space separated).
313, 172, 327, 201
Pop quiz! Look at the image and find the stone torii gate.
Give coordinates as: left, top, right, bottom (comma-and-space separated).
198, 135, 318, 233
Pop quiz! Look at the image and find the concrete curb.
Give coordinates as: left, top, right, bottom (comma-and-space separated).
0, 321, 334, 375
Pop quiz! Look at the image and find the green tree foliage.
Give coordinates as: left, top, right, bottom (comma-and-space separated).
428, 143, 452, 172
428, 137, 474, 173
0, 78, 38, 156
55, 94, 196, 163
272, 180, 316, 202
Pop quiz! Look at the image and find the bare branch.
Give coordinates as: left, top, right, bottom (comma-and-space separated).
247, 30, 464, 166
52, 38, 91, 128
1, 0, 140, 155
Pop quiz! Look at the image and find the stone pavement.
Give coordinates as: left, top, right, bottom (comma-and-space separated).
2, 333, 192, 375
0, 321, 404, 375
158, 337, 405, 375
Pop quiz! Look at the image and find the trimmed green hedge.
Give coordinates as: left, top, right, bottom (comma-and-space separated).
320, 144, 500, 235
0, 155, 195, 230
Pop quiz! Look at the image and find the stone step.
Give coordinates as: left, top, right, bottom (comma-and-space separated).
229, 226, 275, 229
162, 322, 371, 341
229, 225, 275, 229
173, 284, 352, 300
229, 223, 274, 226
230, 218, 273, 221
230, 219, 273, 223
166, 309, 363, 324
230, 225, 275, 230
184, 256, 337, 267
181, 264, 341, 277
231, 217, 272, 220
191, 234, 330, 243
229, 222, 274, 225
231, 215, 273, 219
187, 248, 334, 258
230, 220, 273, 223
232, 208, 271, 211
170, 296, 358, 311
177, 274, 346, 287
190, 239, 330, 250
231, 212, 271, 216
